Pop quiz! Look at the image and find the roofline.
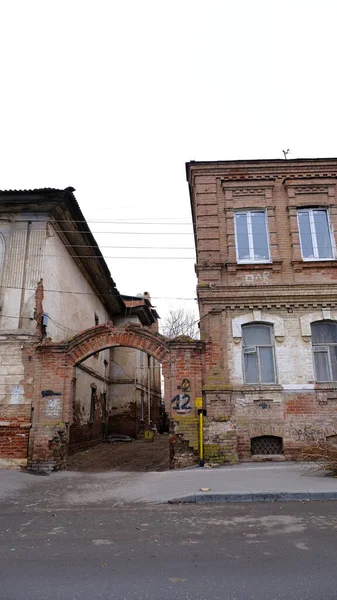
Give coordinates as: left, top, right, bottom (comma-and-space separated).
0, 187, 125, 315
121, 294, 160, 322
186, 157, 337, 182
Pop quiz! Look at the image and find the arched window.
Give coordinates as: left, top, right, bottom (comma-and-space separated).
311, 321, 337, 382
242, 324, 276, 384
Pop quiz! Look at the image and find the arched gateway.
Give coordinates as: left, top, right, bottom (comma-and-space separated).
27, 322, 204, 470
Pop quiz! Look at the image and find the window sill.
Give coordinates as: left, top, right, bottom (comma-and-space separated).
236, 384, 282, 392
314, 382, 337, 390
292, 260, 337, 271
226, 261, 282, 273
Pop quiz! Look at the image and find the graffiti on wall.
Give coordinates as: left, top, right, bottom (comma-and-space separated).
171, 378, 192, 414
245, 271, 270, 285
290, 425, 325, 443
42, 389, 62, 418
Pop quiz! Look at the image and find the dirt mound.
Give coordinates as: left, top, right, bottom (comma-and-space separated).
66, 435, 170, 472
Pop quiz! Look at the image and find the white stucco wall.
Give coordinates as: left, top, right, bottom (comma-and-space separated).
0, 215, 116, 443
0, 218, 111, 340
110, 314, 162, 418
74, 358, 110, 423
0, 217, 48, 332
0, 342, 28, 410
228, 310, 325, 388
42, 224, 111, 342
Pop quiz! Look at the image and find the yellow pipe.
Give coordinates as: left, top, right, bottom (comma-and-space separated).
199, 410, 204, 467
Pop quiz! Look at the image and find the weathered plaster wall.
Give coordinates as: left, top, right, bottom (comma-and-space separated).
106, 314, 162, 437
109, 344, 162, 437
0, 341, 31, 467
228, 309, 319, 387
42, 224, 111, 342
0, 216, 116, 464
0, 216, 48, 332
69, 351, 110, 451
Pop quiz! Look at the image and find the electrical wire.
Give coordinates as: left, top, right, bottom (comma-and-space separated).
0, 230, 194, 235
44, 245, 195, 249
0, 218, 193, 225
4, 255, 196, 259
0, 285, 198, 298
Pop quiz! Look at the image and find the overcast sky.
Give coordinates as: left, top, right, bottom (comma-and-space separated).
0, 0, 336, 327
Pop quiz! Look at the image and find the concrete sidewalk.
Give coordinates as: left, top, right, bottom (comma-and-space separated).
1, 462, 337, 505
168, 462, 337, 503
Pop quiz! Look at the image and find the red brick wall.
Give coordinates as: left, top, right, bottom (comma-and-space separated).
24, 323, 203, 470
0, 425, 29, 459
188, 159, 337, 463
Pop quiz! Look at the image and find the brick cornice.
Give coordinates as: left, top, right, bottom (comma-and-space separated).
187, 158, 337, 184
197, 283, 337, 309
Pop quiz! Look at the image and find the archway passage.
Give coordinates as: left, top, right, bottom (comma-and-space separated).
27, 322, 204, 471
67, 322, 170, 366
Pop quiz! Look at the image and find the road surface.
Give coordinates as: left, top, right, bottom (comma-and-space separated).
1, 498, 337, 599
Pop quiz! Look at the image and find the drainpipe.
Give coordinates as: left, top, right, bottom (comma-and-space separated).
147, 355, 151, 426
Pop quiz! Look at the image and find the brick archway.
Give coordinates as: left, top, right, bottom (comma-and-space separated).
28, 322, 204, 471
66, 322, 170, 366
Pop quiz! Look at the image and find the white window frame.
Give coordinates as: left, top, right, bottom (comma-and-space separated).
297, 208, 335, 261
234, 210, 271, 264
242, 324, 277, 384
311, 321, 337, 383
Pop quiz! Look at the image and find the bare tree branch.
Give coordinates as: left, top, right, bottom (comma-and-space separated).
161, 308, 199, 339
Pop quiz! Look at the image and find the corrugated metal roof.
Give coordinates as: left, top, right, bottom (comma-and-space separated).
0, 187, 75, 194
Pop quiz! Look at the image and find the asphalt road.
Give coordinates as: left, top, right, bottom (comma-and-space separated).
1, 499, 337, 600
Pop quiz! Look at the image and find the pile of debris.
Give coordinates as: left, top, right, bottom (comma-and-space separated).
104, 434, 134, 443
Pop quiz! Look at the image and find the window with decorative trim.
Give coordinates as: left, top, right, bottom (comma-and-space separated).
234, 210, 270, 263
297, 209, 334, 260
242, 324, 276, 384
311, 321, 337, 382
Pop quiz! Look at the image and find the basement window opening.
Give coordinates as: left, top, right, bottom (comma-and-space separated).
251, 435, 283, 455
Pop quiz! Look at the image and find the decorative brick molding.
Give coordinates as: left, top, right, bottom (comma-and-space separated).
300, 309, 337, 339
247, 424, 284, 439
66, 322, 170, 366
231, 311, 285, 342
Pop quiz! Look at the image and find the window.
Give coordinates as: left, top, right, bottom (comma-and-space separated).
311, 321, 337, 382
234, 211, 270, 263
297, 209, 334, 260
242, 324, 276, 384
251, 435, 283, 455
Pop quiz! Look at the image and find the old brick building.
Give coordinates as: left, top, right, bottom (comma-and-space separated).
186, 158, 337, 462
0, 188, 163, 468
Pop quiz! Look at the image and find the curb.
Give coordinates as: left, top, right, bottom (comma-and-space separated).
168, 491, 337, 504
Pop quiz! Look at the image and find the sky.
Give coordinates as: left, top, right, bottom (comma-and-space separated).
0, 0, 337, 328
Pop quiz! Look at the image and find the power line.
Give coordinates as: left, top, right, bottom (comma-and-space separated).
39, 245, 196, 249
0, 218, 193, 225
0, 284, 198, 299
63, 220, 193, 225
1, 230, 194, 235
8, 254, 196, 259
